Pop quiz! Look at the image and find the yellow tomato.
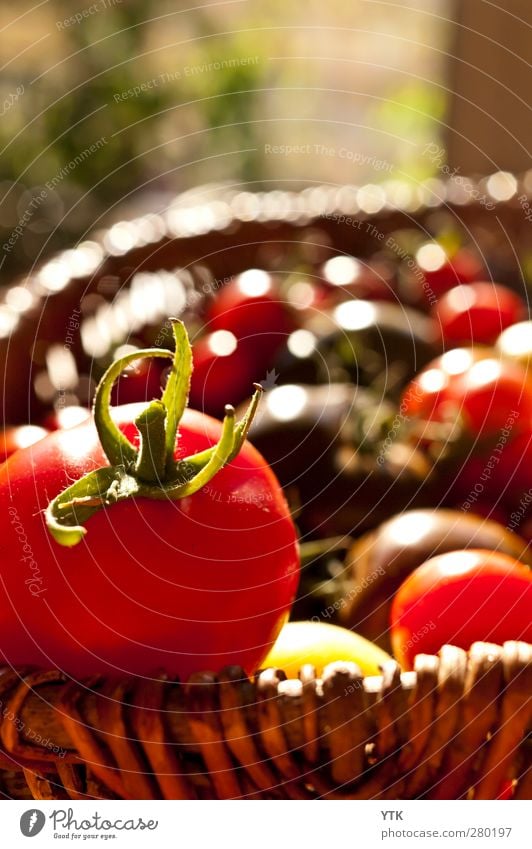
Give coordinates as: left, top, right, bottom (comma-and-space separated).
262, 621, 392, 677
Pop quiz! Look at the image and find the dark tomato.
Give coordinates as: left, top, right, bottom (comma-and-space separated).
491, 428, 532, 505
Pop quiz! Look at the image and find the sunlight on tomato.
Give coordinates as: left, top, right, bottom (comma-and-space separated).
390, 549, 532, 669
262, 620, 392, 677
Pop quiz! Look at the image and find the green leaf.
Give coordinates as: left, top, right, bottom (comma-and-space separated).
46, 466, 123, 547
160, 405, 236, 499
228, 383, 263, 461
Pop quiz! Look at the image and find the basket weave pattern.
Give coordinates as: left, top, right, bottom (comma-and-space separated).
0, 641, 530, 800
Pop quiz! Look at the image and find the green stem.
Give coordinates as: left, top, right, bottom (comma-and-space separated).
161, 319, 192, 476
93, 347, 172, 468
134, 400, 167, 484
46, 319, 263, 547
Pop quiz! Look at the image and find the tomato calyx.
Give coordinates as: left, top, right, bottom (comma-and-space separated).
45, 319, 263, 547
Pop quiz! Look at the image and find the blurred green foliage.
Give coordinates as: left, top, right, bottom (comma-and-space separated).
0, 0, 446, 282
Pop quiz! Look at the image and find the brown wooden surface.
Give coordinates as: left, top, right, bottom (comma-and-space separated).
446, 1, 532, 174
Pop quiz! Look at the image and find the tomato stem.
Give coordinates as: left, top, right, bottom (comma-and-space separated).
134, 400, 168, 484
45, 320, 263, 547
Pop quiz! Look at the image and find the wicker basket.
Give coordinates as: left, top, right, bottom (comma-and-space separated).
1, 180, 531, 800
0, 641, 530, 800
2, 176, 532, 423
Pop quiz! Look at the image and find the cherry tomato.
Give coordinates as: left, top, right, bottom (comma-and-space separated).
206, 269, 294, 361
414, 245, 484, 300
319, 255, 395, 302
0, 425, 49, 464
43, 406, 91, 431
496, 320, 532, 367
262, 621, 391, 677
495, 428, 532, 495
0, 324, 299, 679
190, 331, 257, 417
111, 357, 166, 406
390, 549, 532, 669
402, 348, 532, 438
432, 282, 526, 346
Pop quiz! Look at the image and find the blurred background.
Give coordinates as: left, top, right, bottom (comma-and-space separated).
0, 0, 530, 283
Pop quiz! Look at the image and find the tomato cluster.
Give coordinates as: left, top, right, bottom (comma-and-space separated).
1, 221, 531, 697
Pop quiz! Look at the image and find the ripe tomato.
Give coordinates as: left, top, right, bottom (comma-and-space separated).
496, 320, 532, 367
43, 406, 90, 431
190, 331, 257, 417
414, 245, 484, 301
319, 255, 395, 302
488, 428, 532, 508
262, 621, 392, 677
402, 348, 532, 437
206, 269, 294, 361
390, 549, 532, 668
432, 282, 526, 346
0, 425, 49, 464
0, 323, 299, 679
111, 356, 167, 406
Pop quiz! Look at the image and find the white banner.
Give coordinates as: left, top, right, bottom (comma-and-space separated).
1, 800, 529, 848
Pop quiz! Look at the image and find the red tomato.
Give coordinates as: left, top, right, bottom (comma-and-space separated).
491, 429, 532, 502
319, 255, 395, 302
43, 406, 90, 431
414, 245, 484, 301
111, 357, 166, 406
190, 331, 257, 417
0, 425, 49, 464
432, 282, 526, 346
402, 349, 532, 437
0, 405, 299, 678
206, 269, 294, 360
390, 549, 532, 668
497, 780, 515, 801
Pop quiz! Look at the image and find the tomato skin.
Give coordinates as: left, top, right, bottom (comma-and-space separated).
447, 427, 532, 513
451, 359, 532, 434
402, 349, 532, 437
206, 271, 294, 361
262, 621, 392, 677
110, 358, 166, 406
433, 282, 526, 346
0, 425, 49, 464
43, 407, 90, 431
401, 348, 488, 422
319, 255, 396, 303
415, 248, 484, 301
390, 549, 532, 669
189, 333, 257, 417
0, 404, 299, 678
